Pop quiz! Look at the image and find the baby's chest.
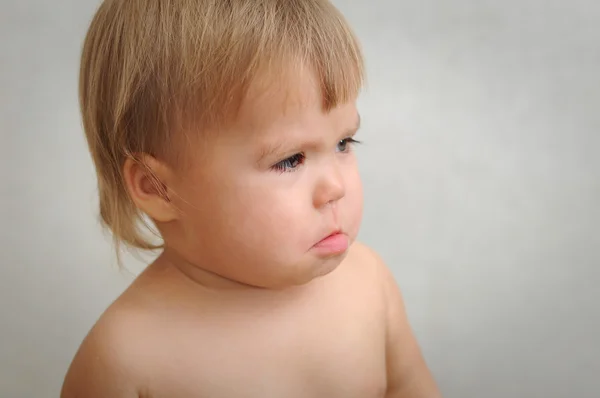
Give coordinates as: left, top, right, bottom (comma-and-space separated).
151, 300, 387, 398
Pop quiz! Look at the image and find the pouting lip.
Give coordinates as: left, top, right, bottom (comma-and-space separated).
317, 229, 343, 243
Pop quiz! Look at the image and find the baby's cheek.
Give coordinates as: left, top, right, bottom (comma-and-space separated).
242, 200, 297, 236
345, 180, 364, 237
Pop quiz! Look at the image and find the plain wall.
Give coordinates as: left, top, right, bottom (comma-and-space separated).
1, 0, 598, 397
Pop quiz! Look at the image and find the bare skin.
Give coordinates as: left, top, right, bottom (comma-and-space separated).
61, 65, 441, 397
61, 242, 439, 398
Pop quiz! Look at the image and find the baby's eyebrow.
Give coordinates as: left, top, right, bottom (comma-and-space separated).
257, 113, 361, 163
257, 140, 287, 163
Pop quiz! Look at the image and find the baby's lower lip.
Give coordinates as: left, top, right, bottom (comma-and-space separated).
312, 232, 348, 255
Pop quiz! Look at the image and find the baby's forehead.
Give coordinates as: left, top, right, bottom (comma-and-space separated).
234, 101, 359, 153
214, 65, 359, 144
234, 77, 324, 134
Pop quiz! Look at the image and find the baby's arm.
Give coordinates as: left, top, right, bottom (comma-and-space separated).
378, 255, 442, 398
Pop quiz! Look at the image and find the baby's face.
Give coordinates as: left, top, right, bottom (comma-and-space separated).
164, 70, 363, 288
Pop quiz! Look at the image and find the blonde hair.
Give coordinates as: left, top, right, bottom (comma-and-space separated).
79, 0, 365, 257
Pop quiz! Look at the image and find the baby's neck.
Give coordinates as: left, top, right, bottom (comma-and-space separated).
151, 249, 312, 295
152, 250, 254, 291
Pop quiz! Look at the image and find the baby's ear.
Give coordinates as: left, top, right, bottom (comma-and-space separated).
122, 153, 179, 223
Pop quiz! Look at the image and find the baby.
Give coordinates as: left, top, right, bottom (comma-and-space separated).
61, 0, 441, 397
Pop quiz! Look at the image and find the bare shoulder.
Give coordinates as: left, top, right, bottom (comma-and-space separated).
348, 241, 441, 397
60, 300, 151, 398
348, 242, 443, 397
339, 241, 399, 317
345, 240, 395, 286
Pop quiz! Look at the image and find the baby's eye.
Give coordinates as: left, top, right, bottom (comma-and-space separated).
272, 153, 305, 173
336, 137, 360, 153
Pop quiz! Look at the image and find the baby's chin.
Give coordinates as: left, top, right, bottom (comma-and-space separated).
283, 252, 349, 288
300, 233, 357, 281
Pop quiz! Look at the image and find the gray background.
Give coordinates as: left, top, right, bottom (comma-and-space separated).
1, 0, 598, 397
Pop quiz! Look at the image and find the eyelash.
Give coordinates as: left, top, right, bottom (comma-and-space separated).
271, 137, 361, 173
